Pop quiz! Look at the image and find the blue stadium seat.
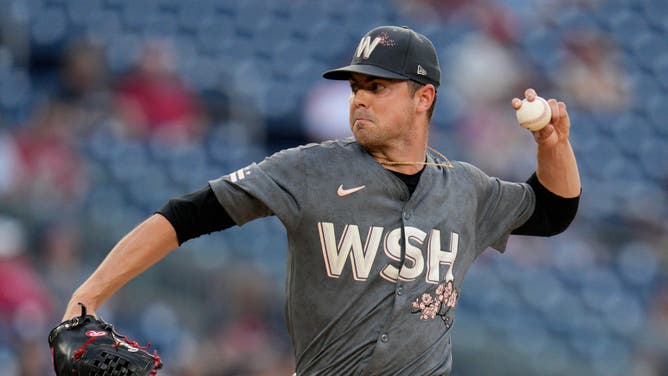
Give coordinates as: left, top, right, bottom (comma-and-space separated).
0, 67, 31, 110
120, 0, 159, 31
65, 0, 104, 28
608, 9, 650, 50
638, 136, 668, 181
629, 31, 666, 70
609, 112, 655, 157
105, 32, 143, 73
83, 8, 123, 44
142, 10, 179, 39
30, 6, 68, 46
177, 0, 217, 33
647, 94, 668, 137
640, 0, 668, 30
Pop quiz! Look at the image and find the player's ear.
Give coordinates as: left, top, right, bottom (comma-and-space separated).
415, 84, 436, 114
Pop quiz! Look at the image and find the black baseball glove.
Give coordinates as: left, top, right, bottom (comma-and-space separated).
48, 303, 162, 375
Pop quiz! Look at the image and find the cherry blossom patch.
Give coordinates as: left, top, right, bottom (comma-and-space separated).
410, 280, 458, 328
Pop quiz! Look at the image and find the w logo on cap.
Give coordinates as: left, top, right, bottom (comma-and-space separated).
355, 36, 381, 59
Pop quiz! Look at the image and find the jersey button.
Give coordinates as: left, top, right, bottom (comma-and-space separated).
396, 286, 403, 296
380, 333, 389, 343
402, 211, 411, 220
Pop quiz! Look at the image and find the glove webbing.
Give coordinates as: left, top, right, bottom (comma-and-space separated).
111, 333, 162, 374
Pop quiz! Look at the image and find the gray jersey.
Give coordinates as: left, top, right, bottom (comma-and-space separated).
209, 138, 535, 376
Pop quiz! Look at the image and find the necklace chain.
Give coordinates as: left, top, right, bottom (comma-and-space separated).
378, 146, 454, 169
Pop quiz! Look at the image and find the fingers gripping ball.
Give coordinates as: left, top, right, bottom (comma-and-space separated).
516, 96, 552, 131
48, 303, 162, 376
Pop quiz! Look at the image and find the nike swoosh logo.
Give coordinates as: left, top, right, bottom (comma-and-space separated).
337, 184, 366, 197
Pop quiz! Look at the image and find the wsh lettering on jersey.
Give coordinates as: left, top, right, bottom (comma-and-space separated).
317, 222, 459, 284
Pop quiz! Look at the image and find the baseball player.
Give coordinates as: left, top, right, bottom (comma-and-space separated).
60, 26, 581, 375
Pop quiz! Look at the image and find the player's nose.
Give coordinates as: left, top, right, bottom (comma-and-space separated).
350, 89, 371, 108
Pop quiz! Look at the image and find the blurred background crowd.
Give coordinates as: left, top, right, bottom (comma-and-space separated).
0, 0, 666, 375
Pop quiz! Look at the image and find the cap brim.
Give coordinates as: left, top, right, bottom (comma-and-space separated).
322, 64, 408, 81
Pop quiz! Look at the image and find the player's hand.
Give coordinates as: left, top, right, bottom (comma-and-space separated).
512, 88, 570, 148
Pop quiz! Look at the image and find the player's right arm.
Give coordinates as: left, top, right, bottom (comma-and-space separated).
62, 146, 303, 321
63, 213, 179, 320
63, 185, 237, 321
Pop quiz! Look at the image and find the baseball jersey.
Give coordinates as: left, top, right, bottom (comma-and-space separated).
209, 138, 535, 375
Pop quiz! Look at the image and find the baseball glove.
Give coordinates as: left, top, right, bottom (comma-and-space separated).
48, 303, 162, 376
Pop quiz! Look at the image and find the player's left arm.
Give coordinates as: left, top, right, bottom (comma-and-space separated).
513, 88, 581, 198
511, 88, 581, 237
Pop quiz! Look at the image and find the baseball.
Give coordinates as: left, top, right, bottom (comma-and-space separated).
515, 96, 552, 131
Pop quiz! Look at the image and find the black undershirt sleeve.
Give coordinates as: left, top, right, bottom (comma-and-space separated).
158, 171, 578, 245
157, 185, 235, 245
511, 172, 580, 236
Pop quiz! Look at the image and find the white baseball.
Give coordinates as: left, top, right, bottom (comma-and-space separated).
515, 96, 552, 131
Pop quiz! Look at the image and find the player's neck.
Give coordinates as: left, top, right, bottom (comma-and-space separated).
367, 121, 432, 174
371, 145, 428, 175
382, 163, 424, 175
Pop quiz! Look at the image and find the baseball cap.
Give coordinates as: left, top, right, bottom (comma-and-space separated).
323, 26, 440, 87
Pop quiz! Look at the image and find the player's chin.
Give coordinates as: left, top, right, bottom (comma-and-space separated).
352, 127, 369, 142
352, 120, 371, 132
353, 130, 382, 149
351, 122, 367, 137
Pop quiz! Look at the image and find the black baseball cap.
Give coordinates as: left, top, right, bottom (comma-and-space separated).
323, 26, 440, 87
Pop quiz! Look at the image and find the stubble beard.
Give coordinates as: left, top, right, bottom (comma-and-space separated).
353, 112, 416, 152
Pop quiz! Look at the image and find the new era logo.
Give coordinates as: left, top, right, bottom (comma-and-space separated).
417, 65, 427, 76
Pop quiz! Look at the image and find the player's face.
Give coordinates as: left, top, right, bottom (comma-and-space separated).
348, 73, 416, 149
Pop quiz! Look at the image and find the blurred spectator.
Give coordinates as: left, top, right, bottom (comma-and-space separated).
0, 130, 19, 196
0, 0, 30, 67
9, 102, 88, 217
448, 1, 528, 102
393, 0, 472, 24
0, 215, 53, 375
446, 2, 536, 178
206, 265, 293, 375
558, 30, 630, 111
38, 221, 90, 313
17, 339, 51, 376
634, 285, 668, 375
302, 80, 351, 142
114, 40, 207, 144
2, 39, 108, 216
0, 215, 54, 322
54, 39, 113, 136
